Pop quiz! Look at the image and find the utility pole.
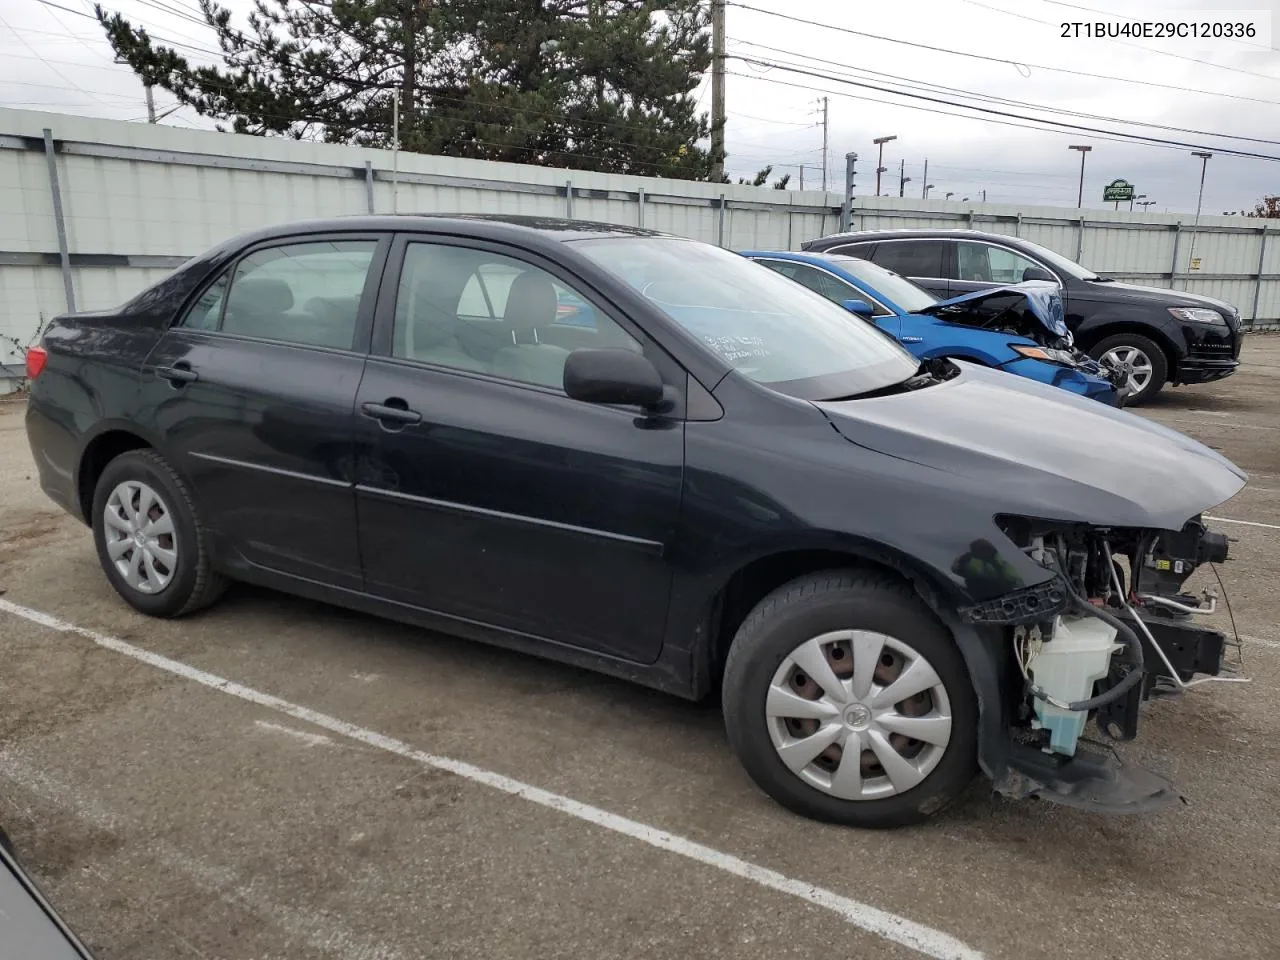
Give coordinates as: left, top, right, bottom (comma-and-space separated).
143, 80, 156, 123
798, 164, 804, 191
710, 0, 726, 182
981, 189, 986, 203
400, 0, 417, 139
873, 134, 896, 197
1068, 144, 1092, 208
921, 158, 928, 199
1185, 151, 1212, 285
898, 158, 911, 198
391, 90, 401, 213
820, 96, 829, 192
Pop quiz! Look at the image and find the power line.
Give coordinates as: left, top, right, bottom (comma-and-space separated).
966, 0, 1280, 80
730, 39, 1280, 148
724, 2, 1280, 110
30, 0, 222, 58
0, 9, 122, 106
729, 55, 1280, 162
723, 67, 1280, 163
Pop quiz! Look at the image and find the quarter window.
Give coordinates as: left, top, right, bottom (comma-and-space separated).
392, 243, 641, 390
198, 240, 378, 349
872, 241, 947, 279
957, 242, 1044, 284
179, 271, 229, 331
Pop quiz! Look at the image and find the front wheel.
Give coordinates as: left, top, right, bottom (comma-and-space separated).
1088, 333, 1168, 405
722, 570, 978, 828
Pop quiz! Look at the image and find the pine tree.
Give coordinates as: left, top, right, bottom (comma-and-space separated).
95, 0, 715, 178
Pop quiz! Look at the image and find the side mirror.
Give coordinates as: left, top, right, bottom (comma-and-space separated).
842, 298, 875, 317
1022, 265, 1055, 283
564, 348, 665, 408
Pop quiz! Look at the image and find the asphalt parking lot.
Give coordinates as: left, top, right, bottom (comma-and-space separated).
3, 340, 1280, 960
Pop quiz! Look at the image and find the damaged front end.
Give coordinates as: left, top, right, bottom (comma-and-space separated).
922, 281, 1132, 402
960, 514, 1244, 814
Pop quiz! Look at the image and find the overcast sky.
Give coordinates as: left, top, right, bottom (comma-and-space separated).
2, 0, 1278, 214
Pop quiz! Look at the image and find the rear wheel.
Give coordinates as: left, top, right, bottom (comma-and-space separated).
1089, 333, 1167, 405
722, 570, 978, 828
91, 450, 227, 618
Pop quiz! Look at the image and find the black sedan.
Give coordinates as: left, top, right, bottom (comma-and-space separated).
801, 228, 1243, 404
24, 215, 1246, 827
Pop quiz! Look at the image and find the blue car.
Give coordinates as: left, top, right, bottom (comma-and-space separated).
741, 250, 1126, 405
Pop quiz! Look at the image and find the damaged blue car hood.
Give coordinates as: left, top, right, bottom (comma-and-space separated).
918, 281, 1069, 340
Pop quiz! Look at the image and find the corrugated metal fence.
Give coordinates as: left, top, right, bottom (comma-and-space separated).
3, 106, 1277, 389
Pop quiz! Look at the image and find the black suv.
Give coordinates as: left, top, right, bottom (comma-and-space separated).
802, 229, 1242, 404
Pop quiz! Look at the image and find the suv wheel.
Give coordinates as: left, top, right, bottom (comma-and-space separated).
1089, 333, 1168, 405
722, 570, 978, 828
91, 449, 227, 618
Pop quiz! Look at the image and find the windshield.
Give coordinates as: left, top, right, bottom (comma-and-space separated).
1014, 239, 1099, 280
822, 255, 939, 313
571, 237, 919, 399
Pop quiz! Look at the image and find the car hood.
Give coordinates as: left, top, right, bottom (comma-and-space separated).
814, 363, 1246, 531
918, 281, 1069, 339
1075, 279, 1238, 314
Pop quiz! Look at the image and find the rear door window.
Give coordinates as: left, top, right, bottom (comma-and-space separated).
872, 241, 948, 280
214, 240, 378, 350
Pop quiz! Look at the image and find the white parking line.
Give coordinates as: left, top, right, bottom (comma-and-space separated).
1158, 417, 1280, 433
1205, 515, 1280, 531
1242, 633, 1280, 651
0, 597, 982, 960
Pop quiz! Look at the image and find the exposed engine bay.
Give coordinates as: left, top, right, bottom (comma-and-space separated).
926, 281, 1131, 395
960, 514, 1242, 811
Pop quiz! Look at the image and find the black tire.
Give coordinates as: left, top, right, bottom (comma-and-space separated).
1087, 333, 1168, 406
722, 569, 978, 828
91, 449, 227, 618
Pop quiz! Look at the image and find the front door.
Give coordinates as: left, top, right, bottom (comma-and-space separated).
952, 240, 1057, 297
352, 237, 685, 663
138, 234, 389, 589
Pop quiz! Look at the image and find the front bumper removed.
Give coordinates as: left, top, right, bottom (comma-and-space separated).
992, 610, 1240, 815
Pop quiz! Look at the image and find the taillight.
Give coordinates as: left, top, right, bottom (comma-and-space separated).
25, 346, 47, 380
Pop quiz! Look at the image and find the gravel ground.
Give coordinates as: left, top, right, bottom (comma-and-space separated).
1, 339, 1279, 960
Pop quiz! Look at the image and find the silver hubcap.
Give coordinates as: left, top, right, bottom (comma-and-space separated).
766, 630, 952, 801
1101, 345, 1153, 394
103, 480, 177, 594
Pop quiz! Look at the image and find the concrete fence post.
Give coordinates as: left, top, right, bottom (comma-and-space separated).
637, 187, 645, 228
565, 180, 573, 218
1075, 217, 1085, 262
42, 128, 75, 314
1169, 223, 1183, 290
717, 193, 726, 247
1252, 227, 1268, 326
364, 161, 375, 214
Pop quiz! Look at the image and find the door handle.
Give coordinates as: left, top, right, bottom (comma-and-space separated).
361, 400, 422, 426
156, 363, 198, 385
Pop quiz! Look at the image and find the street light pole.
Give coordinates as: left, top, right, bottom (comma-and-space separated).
1185, 151, 1212, 287
1130, 193, 1146, 212
1068, 145, 1092, 208
873, 135, 896, 197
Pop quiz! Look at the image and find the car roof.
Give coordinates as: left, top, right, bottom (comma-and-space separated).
805, 228, 1032, 247
219, 214, 678, 251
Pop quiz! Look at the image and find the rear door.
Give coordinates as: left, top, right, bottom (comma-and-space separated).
351, 235, 686, 663
863, 239, 953, 297
138, 233, 389, 589
753, 258, 902, 339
